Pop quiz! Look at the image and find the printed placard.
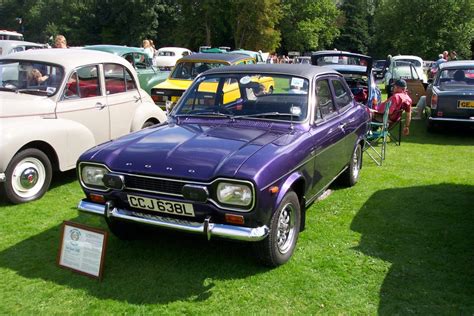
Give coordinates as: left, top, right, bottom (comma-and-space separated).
57, 221, 108, 280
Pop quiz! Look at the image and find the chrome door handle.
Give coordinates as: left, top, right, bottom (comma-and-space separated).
338, 123, 347, 131
95, 102, 106, 110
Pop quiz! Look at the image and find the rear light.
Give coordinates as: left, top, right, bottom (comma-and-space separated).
431, 93, 438, 109
437, 111, 443, 117
151, 95, 165, 103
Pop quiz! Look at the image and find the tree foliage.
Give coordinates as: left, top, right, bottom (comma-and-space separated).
372, 0, 474, 59
333, 0, 370, 54
279, 0, 340, 53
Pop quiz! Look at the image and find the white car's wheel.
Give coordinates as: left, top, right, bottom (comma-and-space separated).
2, 149, 52, 204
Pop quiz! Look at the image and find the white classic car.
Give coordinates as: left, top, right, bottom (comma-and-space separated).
154, 47, 191, 70
0, 40, 47, 56
0, 49, 167, 204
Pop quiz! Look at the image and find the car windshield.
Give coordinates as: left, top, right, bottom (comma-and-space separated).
174, 73, 309, 122
314, 55, 369, 67
437, 68, 474, 90
395, 58, 421, 67
392, 61, 420, 80
0, 60, 64, 96
170, 61, 227, 80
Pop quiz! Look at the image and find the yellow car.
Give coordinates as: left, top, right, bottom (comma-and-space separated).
151, 53, 257, 110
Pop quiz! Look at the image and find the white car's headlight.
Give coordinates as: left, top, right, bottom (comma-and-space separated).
216, 182, 252, 207
80, 164, 108, 189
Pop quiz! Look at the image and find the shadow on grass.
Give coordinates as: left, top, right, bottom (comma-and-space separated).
351, 183, 474, 314
0, 214, 268, 304
400, 119, 474, 146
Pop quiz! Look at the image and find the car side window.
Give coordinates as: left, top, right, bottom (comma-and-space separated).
316, 79, 336, 119
104, 63, 137, 94
331, 78, 352, 110
64, 65, 100, 99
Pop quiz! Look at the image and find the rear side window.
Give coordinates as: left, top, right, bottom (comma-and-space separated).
316, 79, 336, 118
104, 63, 137, 95
64, 65, 100, 99
331, 79, 352, 110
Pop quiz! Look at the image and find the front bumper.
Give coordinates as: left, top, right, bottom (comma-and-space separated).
0, 173, 5, 182
78, 200, 269, 242
429, 117, 474, 123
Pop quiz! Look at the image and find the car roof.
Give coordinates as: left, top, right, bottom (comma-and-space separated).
201, 63, 338, 79
323, 64, 368, 75
158, 47, 190, 52
439, 60, 474, 69
84, 45, 145, 55
0, 48, 132, 71
178, 52, 252, 63
0, 40, 44, 47
392, 55, 423, 61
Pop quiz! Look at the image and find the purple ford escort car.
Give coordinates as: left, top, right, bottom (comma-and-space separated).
77, 64, 370, 266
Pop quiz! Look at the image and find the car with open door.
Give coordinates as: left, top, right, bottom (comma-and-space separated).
312, 50, 381, 109
385, 60, 426, 104
77, 64, 370, 267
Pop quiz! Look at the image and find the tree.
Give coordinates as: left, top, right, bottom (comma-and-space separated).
279, 0, 340, 53
228, 0, 282, 52
372, 0, 474, 60
333, 0, 370, 54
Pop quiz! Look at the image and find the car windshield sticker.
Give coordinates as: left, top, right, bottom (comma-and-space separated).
291, 77, 304, 88
240, 76, 251, 84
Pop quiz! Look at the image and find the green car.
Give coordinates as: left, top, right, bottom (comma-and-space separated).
84, 45, 169, 96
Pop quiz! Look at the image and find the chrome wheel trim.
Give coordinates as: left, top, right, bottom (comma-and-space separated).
11, 157, 46, 198
352, 146, 361, 180
276, 202, 296, 254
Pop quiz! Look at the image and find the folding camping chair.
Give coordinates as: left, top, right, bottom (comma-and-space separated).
364, 101, 391, 166
388, 116, 402, 146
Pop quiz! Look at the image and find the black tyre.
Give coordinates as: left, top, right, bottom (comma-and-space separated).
2, 148, 52, 204
340, 144, 362, 187
141, 120, 156, 129
254, 191, 301, 267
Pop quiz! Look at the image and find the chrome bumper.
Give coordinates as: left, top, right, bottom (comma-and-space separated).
78, 200, 269, 242
0, 173, 5, 182
429, 117, 474, 123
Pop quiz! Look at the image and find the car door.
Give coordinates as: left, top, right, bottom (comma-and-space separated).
104, 63, 141, 138
405, 63, 426, 104
56, 65, 110, 145
308, 78, 348, 198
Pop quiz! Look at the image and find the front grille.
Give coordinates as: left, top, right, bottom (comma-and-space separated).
124, 175, 186, 195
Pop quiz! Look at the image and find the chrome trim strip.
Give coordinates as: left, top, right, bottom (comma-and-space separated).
78, 200, 107, 215
77, 199, 268, 241
429, 117, 474, 123
0, 173, 5, 182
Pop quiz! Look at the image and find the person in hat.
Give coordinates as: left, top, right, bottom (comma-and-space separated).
371, 79, 412, 136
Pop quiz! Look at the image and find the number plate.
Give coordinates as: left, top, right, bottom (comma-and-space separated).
458, 100, 474, 109
127, 194, 195, 217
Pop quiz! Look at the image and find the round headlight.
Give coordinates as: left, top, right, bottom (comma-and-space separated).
80, 164, 108, 189
216, 182, 252, 207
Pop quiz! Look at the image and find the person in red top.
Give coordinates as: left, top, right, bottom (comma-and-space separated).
371, 79, 412, 136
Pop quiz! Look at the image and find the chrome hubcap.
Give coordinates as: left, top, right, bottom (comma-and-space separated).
11, 157, 46, 198
276, 203, 296, 254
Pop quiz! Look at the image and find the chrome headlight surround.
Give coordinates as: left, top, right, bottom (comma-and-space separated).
214, 179, 255, 211
78, 162, 110, 192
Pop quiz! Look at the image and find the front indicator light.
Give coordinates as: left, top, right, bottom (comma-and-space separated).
225, 214, 245, 225
89, 193, 105, 203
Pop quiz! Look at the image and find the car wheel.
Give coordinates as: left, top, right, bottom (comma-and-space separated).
105, 218, 142, 240
141, 120, 156, 129
3, 148, 52, 204
340, 144, 362, 187
254, 191, 300, 267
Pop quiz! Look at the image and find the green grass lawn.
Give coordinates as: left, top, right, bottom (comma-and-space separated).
1, 118, 473, 314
